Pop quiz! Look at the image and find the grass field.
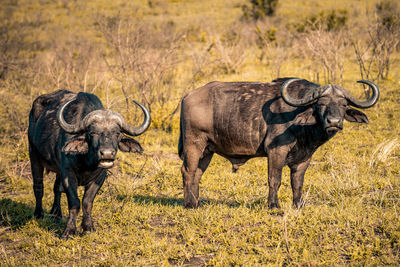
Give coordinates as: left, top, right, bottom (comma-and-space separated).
1, 0, 400, 265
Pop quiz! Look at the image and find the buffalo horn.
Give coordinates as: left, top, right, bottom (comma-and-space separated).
344, 80, 380, 109
120, 100, 151, 136
280, 78, 320, 107
57, 98, 87, 134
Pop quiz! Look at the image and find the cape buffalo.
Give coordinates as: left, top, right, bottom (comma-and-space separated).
28, 90, 150, 238
178, 78, 379, 209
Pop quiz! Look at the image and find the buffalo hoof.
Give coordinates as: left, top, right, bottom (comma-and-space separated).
267, 202, 280, 210
50, 207, 62, 221
50, 214, 62, 223
293, 199, 305, 209
34, 209, 44, 219
184, 201, 199, 209
61, 227, 76, 239
82, 227, 95, 235
82, 222, 95, 234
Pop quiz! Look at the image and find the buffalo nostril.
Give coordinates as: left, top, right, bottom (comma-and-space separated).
327, 118, 340, 124
100, 150, 115, 158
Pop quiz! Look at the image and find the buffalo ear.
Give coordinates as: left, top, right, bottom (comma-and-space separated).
294, 108, 316, 125
63, 135, 88, 154
345, 108, 369, 123
119, 136, 143, 154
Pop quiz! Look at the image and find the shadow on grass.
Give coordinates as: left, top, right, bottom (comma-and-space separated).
132, 194, 238, 207
132, 195, 184, 207
0, 198, 34, 229
0, 198, 64, 234
131, 195, 282, 214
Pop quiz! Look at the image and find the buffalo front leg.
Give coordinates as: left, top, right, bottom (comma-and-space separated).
50, 174, 63, 220
181, 143, 212, 208
61, 173, 80, 239
29, 146, 45, 219
289, 159, 311, 208
267, 150, 287, 209
81, 172, 107, 234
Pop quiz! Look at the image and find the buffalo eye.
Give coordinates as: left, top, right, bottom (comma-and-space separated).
88, 132, 100, 140
318, 98, 329, 107
337, 100, 347, 107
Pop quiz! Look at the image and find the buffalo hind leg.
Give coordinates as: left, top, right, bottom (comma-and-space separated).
193, 152, 213, 205
81, 172, 107, 234
289, 159, 311, 208
50, 174, 63, 220
182, 144, 212, 208
30, 146, 45, 218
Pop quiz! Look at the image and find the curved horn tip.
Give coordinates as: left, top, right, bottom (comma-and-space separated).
282, 78, 302, 84
354, 79, 380, 108
132, 100, 151, 121
281, 78, 304, 90
357, 80, 377, 87
57, 99, 82, 134
121, 100, 151, 136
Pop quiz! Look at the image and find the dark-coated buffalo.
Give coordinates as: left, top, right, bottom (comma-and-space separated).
28, 90, 150, 238
178, 78, 379, 209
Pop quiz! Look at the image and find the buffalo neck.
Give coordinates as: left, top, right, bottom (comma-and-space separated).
292, 121, 334, 156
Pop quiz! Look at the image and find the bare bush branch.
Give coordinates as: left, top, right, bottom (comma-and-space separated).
208, 31, 246, 75
300, 27, 347, 84
96, 14, 183, 115
352, 17, 400, 82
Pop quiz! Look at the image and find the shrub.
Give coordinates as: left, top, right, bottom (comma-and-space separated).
292, 9, 348, 33
95, 14, 182, 113
376, 0, 400, 32
210, 31, 246, 75
242, 0, 279, 20
300, 28, 347, 84
351, 0, 400, 81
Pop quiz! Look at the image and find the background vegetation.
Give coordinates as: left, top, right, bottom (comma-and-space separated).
1, 0, 399, 265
